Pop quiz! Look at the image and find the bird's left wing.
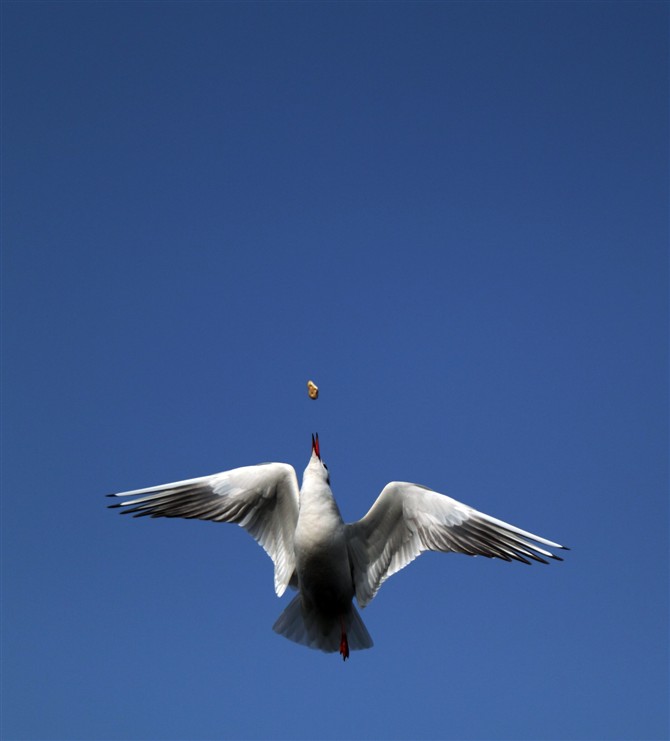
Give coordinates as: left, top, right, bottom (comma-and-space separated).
108, 463, 300, 597
347, 482, 567, 608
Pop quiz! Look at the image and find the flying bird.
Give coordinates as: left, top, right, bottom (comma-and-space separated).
108, 434, 567, 660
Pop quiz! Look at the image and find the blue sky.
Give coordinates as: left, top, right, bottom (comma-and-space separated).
1, 2, 667, 740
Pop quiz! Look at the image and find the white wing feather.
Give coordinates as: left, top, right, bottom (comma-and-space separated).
108, 463, 300, 597
347, 482, 567, 608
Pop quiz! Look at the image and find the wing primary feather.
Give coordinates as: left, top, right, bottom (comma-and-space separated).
474, 511, 567, 550
468, 517, 562, 563
464, 519, 551, 564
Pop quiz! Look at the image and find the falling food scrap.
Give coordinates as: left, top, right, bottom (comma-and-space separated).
307, 380, 319, 399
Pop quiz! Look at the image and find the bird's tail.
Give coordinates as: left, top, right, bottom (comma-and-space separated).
272, 594, 373, 655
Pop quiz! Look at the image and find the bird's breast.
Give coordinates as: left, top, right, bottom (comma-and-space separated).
294, 511, 353, 611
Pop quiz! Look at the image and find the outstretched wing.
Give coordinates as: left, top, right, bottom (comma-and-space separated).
346, 482, 567, 608
108, 463, 300, 597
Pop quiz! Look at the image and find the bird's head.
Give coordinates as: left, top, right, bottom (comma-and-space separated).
304, 433, 330, 485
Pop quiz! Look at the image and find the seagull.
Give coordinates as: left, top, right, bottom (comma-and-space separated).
108, 433, 567, 660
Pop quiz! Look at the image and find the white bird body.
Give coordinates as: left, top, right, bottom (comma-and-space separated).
293, 478, 349, 608
108, 434, 567, 660
289, 454, 364, 658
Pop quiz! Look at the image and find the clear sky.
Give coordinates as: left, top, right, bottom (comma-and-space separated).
2, 2, 667, 740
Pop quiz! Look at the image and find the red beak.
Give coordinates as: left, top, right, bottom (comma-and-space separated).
311, 433, 321, 460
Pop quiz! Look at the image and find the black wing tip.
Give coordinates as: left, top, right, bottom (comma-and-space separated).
528, 549, 564, 564
107, 502, 144, 515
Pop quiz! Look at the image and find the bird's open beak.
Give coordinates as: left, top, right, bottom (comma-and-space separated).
311, 433, 321, 460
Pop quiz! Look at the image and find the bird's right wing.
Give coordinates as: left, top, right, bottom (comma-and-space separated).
347, 482, 567, 608
108, 463, 300, 597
